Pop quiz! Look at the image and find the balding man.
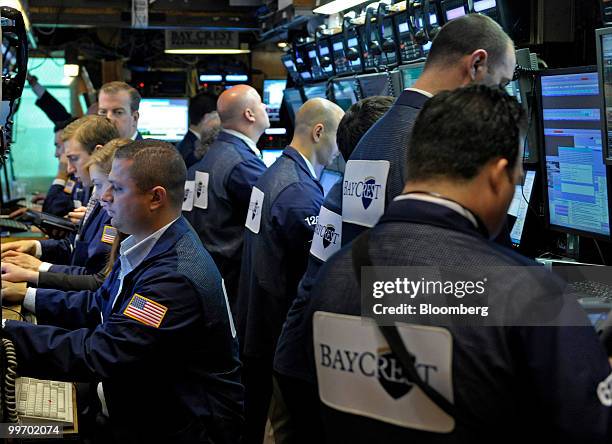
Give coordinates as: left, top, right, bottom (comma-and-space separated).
236, 98, 344, 444
183, 85, 269, 306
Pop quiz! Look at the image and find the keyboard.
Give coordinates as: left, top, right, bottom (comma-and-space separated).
0, 218, 29, 232
16, 377, 74, 425
567, 280, 612, 302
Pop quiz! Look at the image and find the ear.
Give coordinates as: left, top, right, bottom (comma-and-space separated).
93, 144, 104, 152
244, 108, 256, 123
312, 123, 324, 143
487, 157, 510, 195
149, 186, 168, 211
132, 110, 140, 126
467, 49, 489, 82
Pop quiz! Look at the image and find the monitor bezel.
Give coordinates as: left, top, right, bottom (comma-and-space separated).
595, 27, 612, 165
263, 79, 287, 122
137, 97, 189, 143
398, 61, 426, 89
537, 65, 612, 240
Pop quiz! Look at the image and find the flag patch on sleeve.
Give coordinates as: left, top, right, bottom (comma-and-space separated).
123, 294, 168, 328
63, 179, 76, 194
101, 225, 117, 244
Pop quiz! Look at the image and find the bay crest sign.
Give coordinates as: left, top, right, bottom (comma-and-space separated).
165, 30, 239, 50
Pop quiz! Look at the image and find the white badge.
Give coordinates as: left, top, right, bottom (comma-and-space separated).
342, 160, 390, 228
194, 171, 209, 209
245, 186, 265, 234
310, 206, 343, 262
73, 200, 82, 208
314, 312, 454, 433
182, 180, 195, 212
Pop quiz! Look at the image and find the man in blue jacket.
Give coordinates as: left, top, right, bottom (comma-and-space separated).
236, 98, 344, 443
184, 84, 269, 307
297, 85, 612, 443
176, 91, 220, 168
2, 140, 244, 443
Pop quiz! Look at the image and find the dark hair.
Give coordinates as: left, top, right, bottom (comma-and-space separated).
336, 96, 395, 161
426, 14, 512, 73
189, 92, 218, 126
114, 139, 187, 208
54, 117, 78, 133
99, 81, 142, 112
407, 84, 527, 182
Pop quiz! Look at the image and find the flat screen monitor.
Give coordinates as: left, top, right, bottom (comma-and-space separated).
330, 33, 362, 75
303, 82, 328, 100
263, 79, 287, 122
283, 88, 303, 124
319, 169, 343, 196
441, 0, 467, 21
316, 38, 335, 77
332, 78, 359, 111
304, 42, 328, 81
399, 62, 425, 89
507, 170, 536, 247
357, 72, 392, 97
261, 149, 284, 167
137, 98, 188, 142
394, 11, 425, 64
540, 67, 610, 238
281, 53, 301, 84
596, 27, 612, 163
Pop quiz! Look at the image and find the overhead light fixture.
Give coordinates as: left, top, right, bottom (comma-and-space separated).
277, 42, 288, 49
64, 64, 79, 77
164, 49, 251, 55
199, 74, 223, 82
225, 74, 249, 82
313, 0, 370, 15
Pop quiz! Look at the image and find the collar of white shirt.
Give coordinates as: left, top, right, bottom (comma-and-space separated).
119, 217, 180, 275
221, 128, 261, 157
404, 87, 434, 98
130, 130, 139, 140
189, 128, 202, 140
297, 151, 317, 179
394, 193, 478, 228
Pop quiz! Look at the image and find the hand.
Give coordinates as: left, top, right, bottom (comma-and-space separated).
56, 156, 68, 180
68, 206, 87, 224
1, 281, 27, 304
1, 240, 37, 255
26, 73, 38, 87
31, 193, 46, 204
8, 207, 27, 219
1, 262, 38, 284
1, 251, 43, 271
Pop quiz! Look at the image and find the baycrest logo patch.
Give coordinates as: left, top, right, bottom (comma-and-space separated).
323, 224, 338, 248
196, 180, 205, 199
376, 347, 413, 400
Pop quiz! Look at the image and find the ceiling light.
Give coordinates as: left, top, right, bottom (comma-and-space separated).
277, 42, 288, 49
64, 64, 79, 77
164, 49, 251, 55
313, 0, 370, 15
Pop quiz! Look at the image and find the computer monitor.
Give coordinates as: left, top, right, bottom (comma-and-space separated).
281, 53, 301, 84
137, 98, 188, 142
393, 11, 426, 64
304, 41, 329, 81
596, 27, 612, 164
263, 79, 287, 122
357, 72, 392, 97
540, 67, 611, 238
441, 0, 467, 21
332, 77, 359, 111
604, 0, 612, 24
303, 82, 328, 100
399, 62, 425, 89
261, 149, 284, 167
330, 33, 362, 76
283, 88, 304, 125
508, 170, 536, 247
319, 169, 343, 196
316, 37, 335, 78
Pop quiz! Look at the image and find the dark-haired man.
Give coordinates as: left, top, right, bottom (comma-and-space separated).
298, 85, 612, 443
97, 81, 143, 140
1, 140, 244, 443
177, 92, 220, 168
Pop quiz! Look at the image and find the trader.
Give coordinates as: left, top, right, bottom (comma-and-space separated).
97, 81, 143, 140
2, 140, 244, 443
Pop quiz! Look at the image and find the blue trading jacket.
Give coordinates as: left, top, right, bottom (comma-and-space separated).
274, 89, 429, 381
298, 198, 612, 443
176, 130, 200, 168
2, 217, 244, 443
39, 201, 113, 275
184, 131, 266, 305
236, 147, 323, 358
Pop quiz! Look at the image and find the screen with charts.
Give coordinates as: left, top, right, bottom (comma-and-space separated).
540, 69, 610, 237
263, 79, 287, 122
303, 82, 328, 100
332, 78, 359, 111
261, 149, 284, 167
598, 30, 612, 162
319, 169, 343, 196
508, 170, 536, 246
399, 63, 425, 89
137, 98, 188, 142
283, 88, 303, 124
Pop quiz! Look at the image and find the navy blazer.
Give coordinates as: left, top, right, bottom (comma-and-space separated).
176, 130, 200, 168
3, 217, 244, 442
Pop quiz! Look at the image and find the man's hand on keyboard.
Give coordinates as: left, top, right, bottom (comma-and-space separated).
1, 281, 26, 303
1, 251, 42, 271
68, 206, 86, 224
1, 240, 37, 255
2, 262, 38, 284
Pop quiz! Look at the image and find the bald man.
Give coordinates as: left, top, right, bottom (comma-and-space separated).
183, 85, 269, 306
236, 98, 344, 444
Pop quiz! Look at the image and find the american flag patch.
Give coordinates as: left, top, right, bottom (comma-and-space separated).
123, 294, 168, 328
101, 225, 117, 244
63, 179, 76, 194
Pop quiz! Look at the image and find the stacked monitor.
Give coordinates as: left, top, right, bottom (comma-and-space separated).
263, 79, 287, 122
137, 98, 188, 142
596, 27, 612, 163
303, 82, 328, 100
508, 170, 536, 247
283, 88, 304, 124
393, 11, 426, 64
330, 33, 363, 76
540, 67, 610, 238
281, 54, 301, 84
357, 72, 393, 97
332, 77, 359, 111
398, 62, 425, 89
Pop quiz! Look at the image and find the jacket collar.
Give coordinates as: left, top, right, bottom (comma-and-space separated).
395, 88, 431, 109
379, 198, 490, 239
136, 217, 193, 265
282, 147, 323, 191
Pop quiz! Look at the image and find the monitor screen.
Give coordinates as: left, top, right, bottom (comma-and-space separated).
137, 98, 188, 142
598, 31, 612, 162
264, 79, 287, 122
505, 80, 522, 103
399, 63, 425, 89
508, 170, 536, 246
303, 82, 327, 100
474, 0, 497, 12
281, 54, 301, 83
261, 149, 284, 167
283, 88, 303, 124
319, 169, 343, 196
317, 39, 334, 76
442, 0, 467, 21
540, 69, 610, 237
332, 78, 358, 111
358, 73, 391, 97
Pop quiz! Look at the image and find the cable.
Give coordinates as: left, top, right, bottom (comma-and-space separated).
2, 338, 18, 423
2, 307, 25, 322
594, 239, 607, 265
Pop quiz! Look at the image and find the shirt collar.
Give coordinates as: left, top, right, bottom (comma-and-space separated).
189, 128, 201, 140
404, 87, 434, 98
221, 128, 261, 157
394, 193, 478, 228
130, 130, 139, 141
119, 217, 180, 274
297, 151, 317, 179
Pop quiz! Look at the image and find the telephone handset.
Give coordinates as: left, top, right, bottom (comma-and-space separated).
0, 338, 18, 422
